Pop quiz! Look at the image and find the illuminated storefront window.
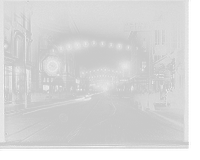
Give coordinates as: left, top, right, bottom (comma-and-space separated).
26, 69, 31, 93
4, 65, 12, 103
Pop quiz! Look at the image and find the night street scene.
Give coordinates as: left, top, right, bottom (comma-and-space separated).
1, 1, 188, 148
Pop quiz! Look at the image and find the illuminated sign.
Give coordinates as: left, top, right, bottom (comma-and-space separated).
43, 56, 61, 76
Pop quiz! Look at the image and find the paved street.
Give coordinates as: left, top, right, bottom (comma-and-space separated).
5, 94, 185, 147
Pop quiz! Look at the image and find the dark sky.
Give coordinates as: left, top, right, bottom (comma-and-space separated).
32, 1, 185, 68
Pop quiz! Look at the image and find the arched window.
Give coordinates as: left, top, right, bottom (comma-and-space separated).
14, 34, 24, 58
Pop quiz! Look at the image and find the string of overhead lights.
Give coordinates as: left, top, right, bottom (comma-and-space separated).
50, 40, 132, 53
82, 68, 122, 74
88, 75, 117, 79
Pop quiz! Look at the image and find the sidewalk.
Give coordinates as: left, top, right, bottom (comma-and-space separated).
4, 95, 84, 113
145, 103, 184, 127
120, 97, 184, 127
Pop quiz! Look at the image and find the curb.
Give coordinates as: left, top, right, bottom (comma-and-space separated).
147, 110, 184, 129
4, 96, 84, 114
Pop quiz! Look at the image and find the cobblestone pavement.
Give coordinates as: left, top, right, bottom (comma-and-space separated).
4, 94, 186, 147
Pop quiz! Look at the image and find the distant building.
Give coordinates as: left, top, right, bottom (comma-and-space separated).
128, 10, 186, 108
31, 7, 76, 97
4, 2, 33, 104
151, 5, 186, 103
77, 65, 89, 93
128, 28, 151, 90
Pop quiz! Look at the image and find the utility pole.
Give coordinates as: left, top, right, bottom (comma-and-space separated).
24, 29, 27, 108
24, 2, 27, 108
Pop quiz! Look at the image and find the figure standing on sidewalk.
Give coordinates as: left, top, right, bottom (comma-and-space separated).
148, 90, 155, 111
165, 88, 172, 107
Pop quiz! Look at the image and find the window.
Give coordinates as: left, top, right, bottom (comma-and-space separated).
4, 65, 12, 102
172, 30, 177, 50
4, 29, 11, 52
141, 58, 147, 72
142, 39, 147, 52
14, 35, 24, 58
14, 14, 23, 26
155, 29, 167, 47
69, 54, 74, 75
155, 30, 160, 45
25, 19, 30, 31
43, 77, 46, 82
162, 30, 165, 45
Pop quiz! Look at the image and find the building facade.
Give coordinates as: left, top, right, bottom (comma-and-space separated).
32, 23, 76, 95
4, 2, 33, 104
128, 13, 186, 109
151, 6, 185, 105
128, 27, 151, 90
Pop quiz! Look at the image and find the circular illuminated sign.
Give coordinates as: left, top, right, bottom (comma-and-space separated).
43, 56, 61, 76
47, 61, 59, 72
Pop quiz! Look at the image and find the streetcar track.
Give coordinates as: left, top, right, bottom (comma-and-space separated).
19, 121, 55, 142
5, 97, 86, 116
6, 99, 91, 143
65, 97, 102, 143
6, 112, 61, 138
88, 101, 117, 128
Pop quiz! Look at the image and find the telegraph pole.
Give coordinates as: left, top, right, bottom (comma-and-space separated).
24, 29, 27, 108
24, 2, 27, 108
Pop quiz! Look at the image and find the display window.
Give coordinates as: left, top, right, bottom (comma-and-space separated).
4, 65, 12, 103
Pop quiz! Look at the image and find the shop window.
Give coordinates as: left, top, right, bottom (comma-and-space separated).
141, 59, 147, 72
4, 29, 11, 52
43, 77, 46, 82
4, 65, 12, 102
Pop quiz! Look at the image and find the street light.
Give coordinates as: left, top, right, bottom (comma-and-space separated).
83, 41, 89, 48
120, 62, 130, 78
126, 45, 131, 50
100, 41, 105, 47
74, 42, 81, 50
91, 40, 96, 46
66, 44, 72, 51
116, 44, 122, 50
108, 43, 114, 48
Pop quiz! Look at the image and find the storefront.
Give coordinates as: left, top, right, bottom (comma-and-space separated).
4, 65, 13, 103
51, 76, 66, 98
13, 66, 26, 103
133, 77, 149, 91
151, 57, 175, 108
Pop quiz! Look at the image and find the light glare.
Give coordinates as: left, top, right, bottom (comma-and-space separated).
116, 44, 122, 50
100, 41, 105, 47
